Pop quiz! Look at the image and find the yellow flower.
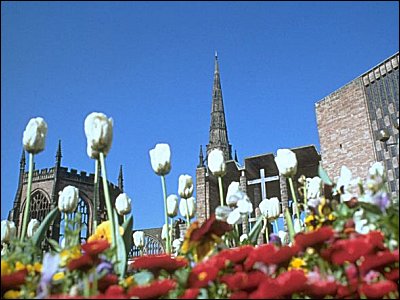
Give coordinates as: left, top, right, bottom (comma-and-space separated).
3, 290, 21, 299
289, 257, 306, 270
15, 261, 25, 271
123, 275, 135, 288
88, 220, 124, 244
52, 272, 65, 281
1, 260, 12, 275
60, 246, 81, 267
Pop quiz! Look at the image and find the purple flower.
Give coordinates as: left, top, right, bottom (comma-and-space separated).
373, 192, 390, 212
36, 253, 61, 298
269, 233, 282, 246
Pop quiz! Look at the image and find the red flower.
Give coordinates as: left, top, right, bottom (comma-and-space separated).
244, 244, 275, 270
359, 250, 399, 275
82, 240, 110, 256
305, 280, 338, 298
97, 274, 119, 293
217, 245, 254, 265
244, 244, 298, 270
130, 254, 188, 273
322, 237, 374, 265
230, 291, 249, 299
295, 226, 334, 250
249, 270, 307, 299
358, 280, 398, 298
384, 268, 399, 281
221, 271, 266, 292
337, 284, 358, 298
188, 265, 219, 288
67, 254, 95, 271
180, 288, 200, 299
190, 215, 232, 242
105, 285, 126, 297
127, 279, 176, 299
365, 231, 385, 251
1, 269, 28, 292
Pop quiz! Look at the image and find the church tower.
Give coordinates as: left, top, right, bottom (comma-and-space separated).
206, 52, 232, 161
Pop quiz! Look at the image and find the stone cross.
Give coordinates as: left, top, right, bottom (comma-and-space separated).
247, 169, 279, 201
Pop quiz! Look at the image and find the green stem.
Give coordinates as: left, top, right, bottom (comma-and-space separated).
274, 219, 279, 233
20, 153, 34, 241
284, 208, 295, 243
161, 175, 171, 254
99, 152, 117, 250
218, 176, 224, 207
264, 218, 269, 243
93, 159, 99, 232
65, 212, 69, 247
184, 198, 190, 227
169, 218, 173, 247
288, 177, 301, 228
83, 274, 90, 298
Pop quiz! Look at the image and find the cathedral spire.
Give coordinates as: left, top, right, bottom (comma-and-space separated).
55, 140, 62, 168
198, 145, 205, 167
206, 52, 232, 161
118, 165, 124, 192
20, 149, 26, 170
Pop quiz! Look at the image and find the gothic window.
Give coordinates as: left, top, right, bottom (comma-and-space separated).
128, 234, 164, 258
59, 198, 90, 243
30, 191, 50, 222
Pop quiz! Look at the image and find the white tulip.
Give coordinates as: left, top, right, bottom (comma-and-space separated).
133, 231, 145, 248
1, 220, 16, 244
22, 117, 48, 154
58, 185, 79, 213
278, 230, 289, 245
115, 193, 132, 216
369, 162, 384, 177
161, 224, 170, 240
178, 174, 194, 199
226, 182, 240, 206
84, 112, 113, 158
208, 149, 226, 177
306, 177, 322, 199
267, 197, 280, 219
27, 219, 40, 238
293, 218, 303, 234
336, 166, 352, 193
240, 234, 248, 243
227, 208, 242, 225
172, 238, 182, 254
167, 194, 179, 217
215, 206, 232, 222
274, 149, 298, 177
237, 197, 253, 215
259, 198, 269, 217
149, 143, 171, 176
179, 197, 196, 219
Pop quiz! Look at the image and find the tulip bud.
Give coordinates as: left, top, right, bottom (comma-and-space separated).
293, 218, 303, 234
208, 149, 226, 177
149, 143, 171, 176
178, 174, 194, 199
237, 197, 253, 214
27, 219, 40, 238
133, 231, 145, 248
22, 117, 48, 154
167, 194, 179, 217
306, 177, 322, 199
274, 149, 298, 177
179, 197, 196, 219
267, 197, 280, 219
227, 208, 241, 225
58, 185, 79, 213
161, 224, 169, 240
1, 220, 16, 244
278, 230, 289, 245
115, 193, 132, 216
336, 166, 352, 193
240, 234, 248, 243
226, 182, 240, 206
84, 112, 113, 159
215, 206, 232, 222
172, 238, 182, 253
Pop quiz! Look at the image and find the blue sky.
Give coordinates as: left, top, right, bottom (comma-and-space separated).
1, 1, 399, 230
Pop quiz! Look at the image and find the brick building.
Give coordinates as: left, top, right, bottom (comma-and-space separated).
196, 54, 321, 234
316, 52, 399, 198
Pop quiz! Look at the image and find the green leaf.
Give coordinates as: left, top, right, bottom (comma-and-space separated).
122, 215, 133, 258
175, 268, 190, 286
113, 210, 127, 279
133, 270, 154, 285
248, 215, 264, 245
318, 164, 333, 186
47, 238, 61, 252
32, 207, 60, 247
285, 208, 295, 242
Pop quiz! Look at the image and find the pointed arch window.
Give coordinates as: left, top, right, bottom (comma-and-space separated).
30, 191, 51, 222
128, 235, 164, 257
59, 198, 90, 243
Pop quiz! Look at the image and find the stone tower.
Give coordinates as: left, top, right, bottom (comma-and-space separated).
316, 52, 399, 198
8, 140, 124, 242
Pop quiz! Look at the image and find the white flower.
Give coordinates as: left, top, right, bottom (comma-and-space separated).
259, 197, 280, 219
227, 208, 241, 225
1, 220, 16, 243
179, 197, 196, 219
306, 177, 322, 199
167, 194, 179, 217
240, 234, 248, 243
27, 219, 40, 238
84, 112, 113, 158
115, 193, 132, 216
336, 166, 352, 193
172, 238, 182, 254
58, 185, 79, 213
259, 199, 269, 217
208, 149, 226, 176
354, 209, 370, 234
293, 218, 303, 234
161, 224, 170, 240
237, 197, 253, 214
226, 182, 240, 206
369, 162, 385, 177
178, 174, 194, 199
278, 230, 289, 245
149, 143, 171, 176
22, 117, 48, 154
215, 206, 232, 222
274, 149, 297, 177
133, 231, 145, 248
